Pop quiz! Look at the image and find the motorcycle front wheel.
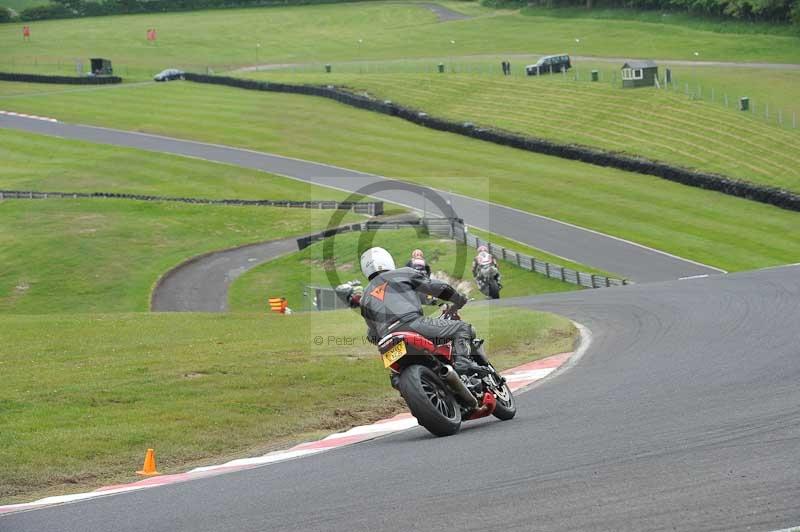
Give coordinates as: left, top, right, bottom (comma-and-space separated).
399, 365, 462, 437
491, 381, 516, 420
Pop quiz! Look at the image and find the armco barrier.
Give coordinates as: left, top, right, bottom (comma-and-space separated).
183, 73, 800, 213
297, 217, 628, 302
0, 189, 383, 215
0, 72, 122, 84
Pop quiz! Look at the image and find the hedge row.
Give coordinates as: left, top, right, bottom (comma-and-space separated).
0, 72, 122, 84
0, 189, 383, 214
184, 73, 800, 213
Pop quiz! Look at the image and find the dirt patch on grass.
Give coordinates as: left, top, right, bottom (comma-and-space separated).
432, 271, 474, 296
318, 397, 407, 431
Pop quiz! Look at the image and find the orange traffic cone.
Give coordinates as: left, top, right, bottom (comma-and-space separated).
136, 448, 161, 476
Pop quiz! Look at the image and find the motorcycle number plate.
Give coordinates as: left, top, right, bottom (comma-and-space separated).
382, 341, 407, 368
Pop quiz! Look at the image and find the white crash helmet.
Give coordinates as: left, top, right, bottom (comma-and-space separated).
360, 247, 396, 280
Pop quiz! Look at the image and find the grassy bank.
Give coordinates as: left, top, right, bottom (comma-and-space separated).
0, 1, 798, 80
242, 71, 800, 192
229, 227, 581, 311
0, 307, 576, 502
0, 199, 361, 314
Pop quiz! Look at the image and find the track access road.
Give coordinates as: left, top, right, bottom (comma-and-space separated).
3, 265, 799, 532
0, 115, 723, 283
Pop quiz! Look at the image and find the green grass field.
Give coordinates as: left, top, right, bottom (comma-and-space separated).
241, 71, 800, 191
0, 198, 364, 314
563, 61, 800, 120
238, 53, 800, 117
1, 80, 797, 272
229, 227, 581, 312
0, 127, 356, 199
0, 1, 798, 81
0, 307, 576, 502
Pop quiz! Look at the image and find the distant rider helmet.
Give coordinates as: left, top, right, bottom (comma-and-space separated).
360, 247, 396, 280
411, 249, 424, 259
477, 245, 489, 253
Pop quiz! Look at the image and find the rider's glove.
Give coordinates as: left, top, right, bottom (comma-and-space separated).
452, 292, 468, 309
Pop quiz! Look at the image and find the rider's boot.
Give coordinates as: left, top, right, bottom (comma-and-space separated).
389, 372, 400, 390
453, 355, 491, 377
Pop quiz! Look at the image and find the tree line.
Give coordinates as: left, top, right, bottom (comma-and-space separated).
491, 0, 798, 24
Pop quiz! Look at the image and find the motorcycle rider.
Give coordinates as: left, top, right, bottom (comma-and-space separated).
405, 249, 431, 278
406, 248, 435, 305
359, 247, 487, 385
472, 245, 502, 287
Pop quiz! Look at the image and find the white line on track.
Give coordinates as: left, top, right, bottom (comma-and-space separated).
0, 110, 58, 122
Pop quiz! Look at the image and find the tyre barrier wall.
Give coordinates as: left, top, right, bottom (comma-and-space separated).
301, 217, 628, 311
0, 72, 122, 84
183, 73, 800, 213
0, 189, 384, 215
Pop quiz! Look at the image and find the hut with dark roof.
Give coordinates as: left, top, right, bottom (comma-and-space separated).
621, 60, 658, 88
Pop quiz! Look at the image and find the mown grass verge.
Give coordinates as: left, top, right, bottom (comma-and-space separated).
0, 307, 576, 502
229, 227, 581, 311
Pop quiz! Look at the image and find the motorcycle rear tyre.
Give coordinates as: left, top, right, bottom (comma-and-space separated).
399, 365, 462, 437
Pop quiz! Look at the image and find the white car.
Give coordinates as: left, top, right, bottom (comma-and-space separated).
154, 69, 185, 82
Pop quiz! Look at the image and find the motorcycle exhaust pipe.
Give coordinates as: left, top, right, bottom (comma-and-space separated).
441, 365, 479, 408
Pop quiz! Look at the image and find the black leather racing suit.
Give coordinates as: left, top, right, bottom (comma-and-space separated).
360, 267, 474, 374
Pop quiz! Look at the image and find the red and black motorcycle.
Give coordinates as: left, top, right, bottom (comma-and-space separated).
377, 303, 516, 437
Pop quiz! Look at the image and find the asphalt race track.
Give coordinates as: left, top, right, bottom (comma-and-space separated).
3, 266, 799, 531
0, 115, 723, 283
1, 116, 797, 531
